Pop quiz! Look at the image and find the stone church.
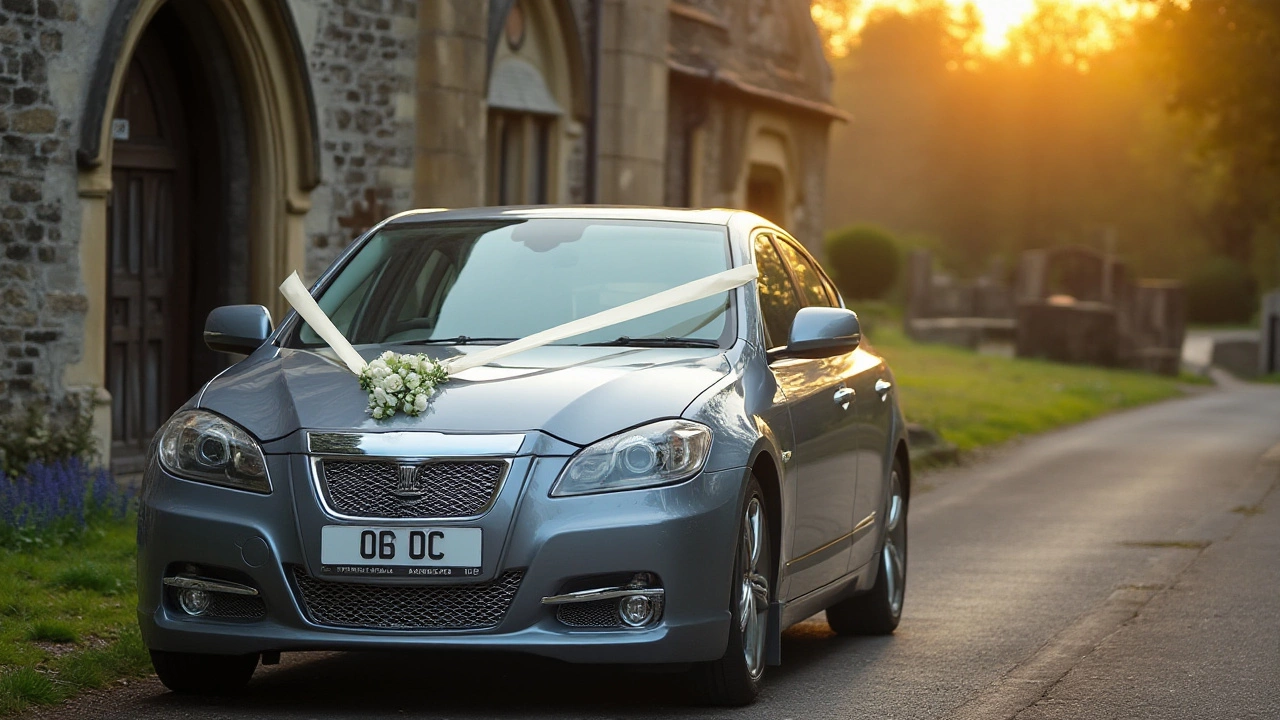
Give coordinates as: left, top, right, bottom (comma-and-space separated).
0, 0, 840, 470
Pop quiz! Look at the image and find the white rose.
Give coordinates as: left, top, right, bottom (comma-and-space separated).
372, 407, 384, 419
369, 359, 389, 372
413, 393, 428, 412
406, 373, 421, 390
373, 387, 390, 406
380, 351, 396, 362
402, 401, 413, 414
384, 374, 404, 392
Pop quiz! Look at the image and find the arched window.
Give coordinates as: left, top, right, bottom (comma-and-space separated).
486, 0, 579, 205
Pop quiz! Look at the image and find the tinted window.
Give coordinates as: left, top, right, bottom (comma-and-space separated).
753, 234, 802, 349
774, 238, 835, 308
295, 219, 734, 347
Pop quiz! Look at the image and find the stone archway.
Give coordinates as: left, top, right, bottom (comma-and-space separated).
68, 0, 320, 466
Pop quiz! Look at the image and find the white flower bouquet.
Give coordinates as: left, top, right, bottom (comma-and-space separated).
357, 351, 449, 419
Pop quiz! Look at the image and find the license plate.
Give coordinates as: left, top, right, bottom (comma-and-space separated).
320, 526, 482, 577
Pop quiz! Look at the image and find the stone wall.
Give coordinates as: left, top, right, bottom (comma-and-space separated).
293, 0, 418, 281
0, 0, 86, 414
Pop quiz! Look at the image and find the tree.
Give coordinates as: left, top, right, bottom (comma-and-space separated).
1150, 0, 1280, 268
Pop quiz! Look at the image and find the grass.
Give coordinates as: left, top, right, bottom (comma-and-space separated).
866, 325, 1193, 453
0, 518, 151, 715
1257, 373, 1280, 385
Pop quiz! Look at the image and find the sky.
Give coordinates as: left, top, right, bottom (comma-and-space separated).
811, 0, 1151, 57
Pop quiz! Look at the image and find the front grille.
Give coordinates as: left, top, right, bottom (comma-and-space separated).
291, 567, 524, 630
319, 460, 506, 519
556, 600, 623, 628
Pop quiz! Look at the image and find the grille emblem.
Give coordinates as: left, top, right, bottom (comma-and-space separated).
390, 464, 427, 503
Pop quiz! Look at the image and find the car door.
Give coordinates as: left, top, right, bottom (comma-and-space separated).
847, 345, 893, 569
770, 235, 886, 575
755, 232, 860, 600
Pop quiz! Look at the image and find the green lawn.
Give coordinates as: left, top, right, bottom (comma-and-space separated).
868, 326, 1196, 453
0, 520, 150, 714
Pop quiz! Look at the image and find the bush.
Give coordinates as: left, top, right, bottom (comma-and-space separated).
1186, 257, 1257, 324
0, 396, 100, 479
824, 225, 901, 301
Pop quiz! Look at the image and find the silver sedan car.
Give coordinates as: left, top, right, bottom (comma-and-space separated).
138, 207, 910, 706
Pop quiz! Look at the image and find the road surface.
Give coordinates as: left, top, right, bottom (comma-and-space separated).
28, 377, 1280, 719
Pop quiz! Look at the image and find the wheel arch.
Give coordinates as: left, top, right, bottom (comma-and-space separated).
894, 439, 911, 501
747, 449, 783, 592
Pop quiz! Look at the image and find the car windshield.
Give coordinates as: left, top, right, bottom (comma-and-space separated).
292, 218, 734, 348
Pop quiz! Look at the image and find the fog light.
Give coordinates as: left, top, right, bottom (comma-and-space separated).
178, 588, 211, 616
619, 594, 656, 627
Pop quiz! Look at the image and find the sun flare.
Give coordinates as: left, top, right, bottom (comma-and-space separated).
811, 0, 1150, 59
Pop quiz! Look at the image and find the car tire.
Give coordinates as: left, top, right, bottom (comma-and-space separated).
150, 649, 259, 694
826, 458, 907, 636
692, 476, 772, 706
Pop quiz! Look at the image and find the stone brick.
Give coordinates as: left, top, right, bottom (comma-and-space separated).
36, 0, 55, 19
0, 329, 19, 344
46, 292, 86, 315
15, 361, 33, 376
22, 222, 41, 241
6, 346, 23, 359
12, 107, 55, 133
1, 0, 35, 15
12, 86, 37, 105
23, 346, 38, 357
9, 181, 40, 202
33, 203, 57, 222
2, 134, 35, 155
5, 244, 30, 260
24, 330, 58, 343
3, 286, 27, 306
39, 31, 60, 52
20, 51, 45, 84
1, 206, 23, 220
36, 245, 54, 262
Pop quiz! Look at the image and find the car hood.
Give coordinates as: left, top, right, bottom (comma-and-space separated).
197, 344, 733, 447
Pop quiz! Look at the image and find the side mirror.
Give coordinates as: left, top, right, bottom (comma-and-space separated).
204, 305, 273, 354
774, 307, 861, 360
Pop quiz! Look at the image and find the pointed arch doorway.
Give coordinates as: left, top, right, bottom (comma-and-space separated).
72, 0, 321, 472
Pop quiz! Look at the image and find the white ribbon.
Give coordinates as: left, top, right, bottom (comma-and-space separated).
279, 264, 759, 376
279, 272, 368, 375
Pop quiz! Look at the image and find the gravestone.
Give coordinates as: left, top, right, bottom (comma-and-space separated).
1262, 291, 1280, 376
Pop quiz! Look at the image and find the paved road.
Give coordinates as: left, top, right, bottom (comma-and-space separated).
29, 378, 1280, 719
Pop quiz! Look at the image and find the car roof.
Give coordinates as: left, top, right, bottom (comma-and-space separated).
381, 205, 746, 227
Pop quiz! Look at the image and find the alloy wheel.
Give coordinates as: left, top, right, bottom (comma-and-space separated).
883, 469, 906, 617
739, 496, 769, 679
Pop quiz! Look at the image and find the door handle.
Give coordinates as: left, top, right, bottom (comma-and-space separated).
833, 387, 855, 410
875, 379, 892, 401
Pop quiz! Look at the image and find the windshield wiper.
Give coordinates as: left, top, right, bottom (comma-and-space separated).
581, 336, 721, 348
403, 336, 517, 345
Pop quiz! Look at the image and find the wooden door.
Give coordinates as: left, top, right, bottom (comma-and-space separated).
107, 34, 191, 473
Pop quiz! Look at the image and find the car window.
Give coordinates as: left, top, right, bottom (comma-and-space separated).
753, 233, 802, 349
774, 238, 835, 308
294, 219, 735, 347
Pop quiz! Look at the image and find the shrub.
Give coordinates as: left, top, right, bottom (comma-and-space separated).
824, 225, 901, 301
1185, 257, 1257, 324
0, 396, 100, 479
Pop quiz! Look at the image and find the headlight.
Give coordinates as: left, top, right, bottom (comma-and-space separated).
158, 410, 271, 494
551, 419, 712, 497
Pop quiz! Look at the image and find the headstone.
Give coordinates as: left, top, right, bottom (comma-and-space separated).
1262, 291, 1280, 376
905, 250, 933, 321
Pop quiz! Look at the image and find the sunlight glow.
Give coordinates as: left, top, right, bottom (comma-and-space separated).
811, 0, 1151, 60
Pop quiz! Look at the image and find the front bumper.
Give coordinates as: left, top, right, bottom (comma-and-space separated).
137, 450, 748, 665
